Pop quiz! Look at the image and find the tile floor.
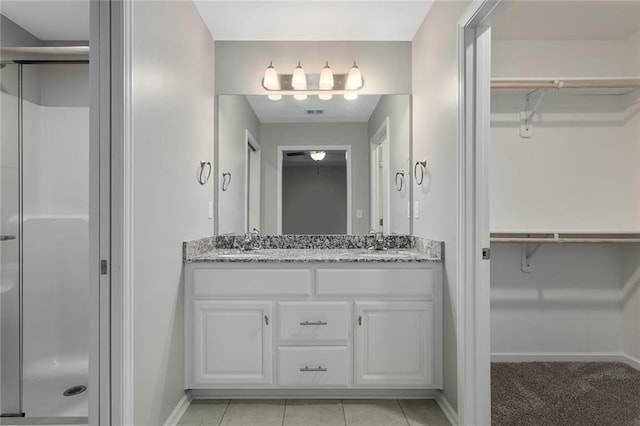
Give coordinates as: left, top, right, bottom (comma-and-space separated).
177, 399, 450, 426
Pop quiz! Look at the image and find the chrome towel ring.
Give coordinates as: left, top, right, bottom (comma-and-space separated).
414, 160, 427, 186
198, 160, 212, 185
221, 172, 231, 191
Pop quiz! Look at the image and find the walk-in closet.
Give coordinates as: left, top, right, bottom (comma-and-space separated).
488, 2, 640, 424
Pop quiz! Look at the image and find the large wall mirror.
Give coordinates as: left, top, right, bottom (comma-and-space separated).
216, 94, 412, 235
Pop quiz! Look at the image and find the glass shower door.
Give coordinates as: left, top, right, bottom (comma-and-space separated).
0, 62, 22, 416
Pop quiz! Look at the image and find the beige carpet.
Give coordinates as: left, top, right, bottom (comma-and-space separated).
491, 362, 640, 426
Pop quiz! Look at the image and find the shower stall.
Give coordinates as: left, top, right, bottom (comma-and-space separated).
0, 60, 89, 419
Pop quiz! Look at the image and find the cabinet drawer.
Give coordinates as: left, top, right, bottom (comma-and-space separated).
278, 302, 349, 344
316, 268, 433, 297
192, 268, 311, 297
277, 347, 349, 387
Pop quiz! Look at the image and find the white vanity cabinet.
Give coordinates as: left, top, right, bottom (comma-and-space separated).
193, 301, 272, 386
184, 262, 443, 392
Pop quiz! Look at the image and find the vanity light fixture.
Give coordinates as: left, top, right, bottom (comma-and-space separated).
310, 151, 326, 161
262, 60, 364, 101
291, 62, 307, 90
319, 62, 334, 90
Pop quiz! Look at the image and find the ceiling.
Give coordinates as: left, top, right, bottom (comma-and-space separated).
193, 1, 433, 41
1, 1, 89, 41
492, 1, 640, 41
246, 94, 381, 123
1, 0, 432, 42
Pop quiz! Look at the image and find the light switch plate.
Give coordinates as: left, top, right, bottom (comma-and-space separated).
356, 209, 363, 219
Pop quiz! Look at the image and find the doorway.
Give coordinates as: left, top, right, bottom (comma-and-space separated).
370, 117, 390, 233
245, 130, 261, 233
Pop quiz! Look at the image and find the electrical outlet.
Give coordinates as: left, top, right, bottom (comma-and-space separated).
407, 202, 411, 218
208, 201, 214, 219
356, 209, 363, 219
414, 201, 420, 219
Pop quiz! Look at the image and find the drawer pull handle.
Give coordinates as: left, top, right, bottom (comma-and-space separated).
299, 321, 328, 326
300, 366, 327, 372
358, 316, 362, 326
265, 315, 269, 326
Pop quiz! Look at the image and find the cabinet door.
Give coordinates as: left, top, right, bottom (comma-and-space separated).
355, 301, 435, 387
193, 301, 272, 386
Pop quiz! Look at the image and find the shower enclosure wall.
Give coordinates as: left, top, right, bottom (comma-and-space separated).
0, 62, 89, 418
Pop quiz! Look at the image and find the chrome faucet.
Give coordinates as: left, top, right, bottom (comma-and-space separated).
369, 230, 386, 251
241, 228, 261, 251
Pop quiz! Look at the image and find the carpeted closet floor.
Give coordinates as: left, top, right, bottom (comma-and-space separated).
491, 362, 640, 426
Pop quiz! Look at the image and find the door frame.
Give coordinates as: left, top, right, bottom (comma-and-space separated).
456, 1, 507, 424
276, 145, 352, 234
90, 0, 131, 424
370, 117, 390, 233
244, 129, 261, 233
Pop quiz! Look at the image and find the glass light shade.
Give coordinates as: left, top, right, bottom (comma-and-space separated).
293, 93, 308, 101
344, 93, 358, 101
291, 61, 307, 90
319, 61, 334, 90
318, 93, 333, 101
310, 151, 326, 161
263, 62, 280, 90
346, 61, 363, 90
267, 94, 282, 101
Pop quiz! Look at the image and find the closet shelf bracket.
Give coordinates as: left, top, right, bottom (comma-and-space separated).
520, 88, 548, 138
521, 243, 542, 273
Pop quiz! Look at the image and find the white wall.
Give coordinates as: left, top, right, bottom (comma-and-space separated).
217, 95, 260, 234
260, 122, 370, 234
491, 244, 624, 355
622, 246, 640, 363
131, 1, 214, 424
214, 41, 411, 95
368, 95, 411, 235
412, 0, 471, 413
490, 30, 640, 362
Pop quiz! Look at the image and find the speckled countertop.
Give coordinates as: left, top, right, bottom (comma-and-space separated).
183, 235, 443, 263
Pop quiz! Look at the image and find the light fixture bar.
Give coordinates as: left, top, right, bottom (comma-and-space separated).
261, 73, 364, 92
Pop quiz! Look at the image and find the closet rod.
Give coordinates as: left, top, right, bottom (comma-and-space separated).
491, 237, 640, 244
491, 79, 640, 89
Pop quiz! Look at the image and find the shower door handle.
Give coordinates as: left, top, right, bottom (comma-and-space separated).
0, 235, 16, 241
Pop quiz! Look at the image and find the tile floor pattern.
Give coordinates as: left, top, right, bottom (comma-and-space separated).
178, 399, 450, 426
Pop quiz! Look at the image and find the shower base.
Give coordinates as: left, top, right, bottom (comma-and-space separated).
23, 356, 88, 418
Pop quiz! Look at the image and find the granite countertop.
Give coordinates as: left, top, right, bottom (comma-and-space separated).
183, 235, 443, 263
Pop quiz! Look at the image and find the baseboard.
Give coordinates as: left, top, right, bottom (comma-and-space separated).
191, 388, 437, 399
622, 353, 640, 370
491, 352, 626, 363
435, 391, 458, 426
163, 392, 192, 426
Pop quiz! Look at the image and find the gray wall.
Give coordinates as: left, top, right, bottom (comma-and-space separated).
215, 41, 411, 95
282, 165, 347, 234
412, 0, 471, 414
368, 95, 411, 234
260, 122, 369, 234
0, 14, 41, 47
217, 95, 260, 234
130, 1, 214, 424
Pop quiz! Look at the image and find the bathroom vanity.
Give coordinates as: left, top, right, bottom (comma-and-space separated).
183, 235, 443, 397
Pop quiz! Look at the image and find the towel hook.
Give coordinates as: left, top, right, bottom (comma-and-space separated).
221, 172, 231, 191
394, 171, 405, 191
198, 160, 212, 185
414, 160, 427, 186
